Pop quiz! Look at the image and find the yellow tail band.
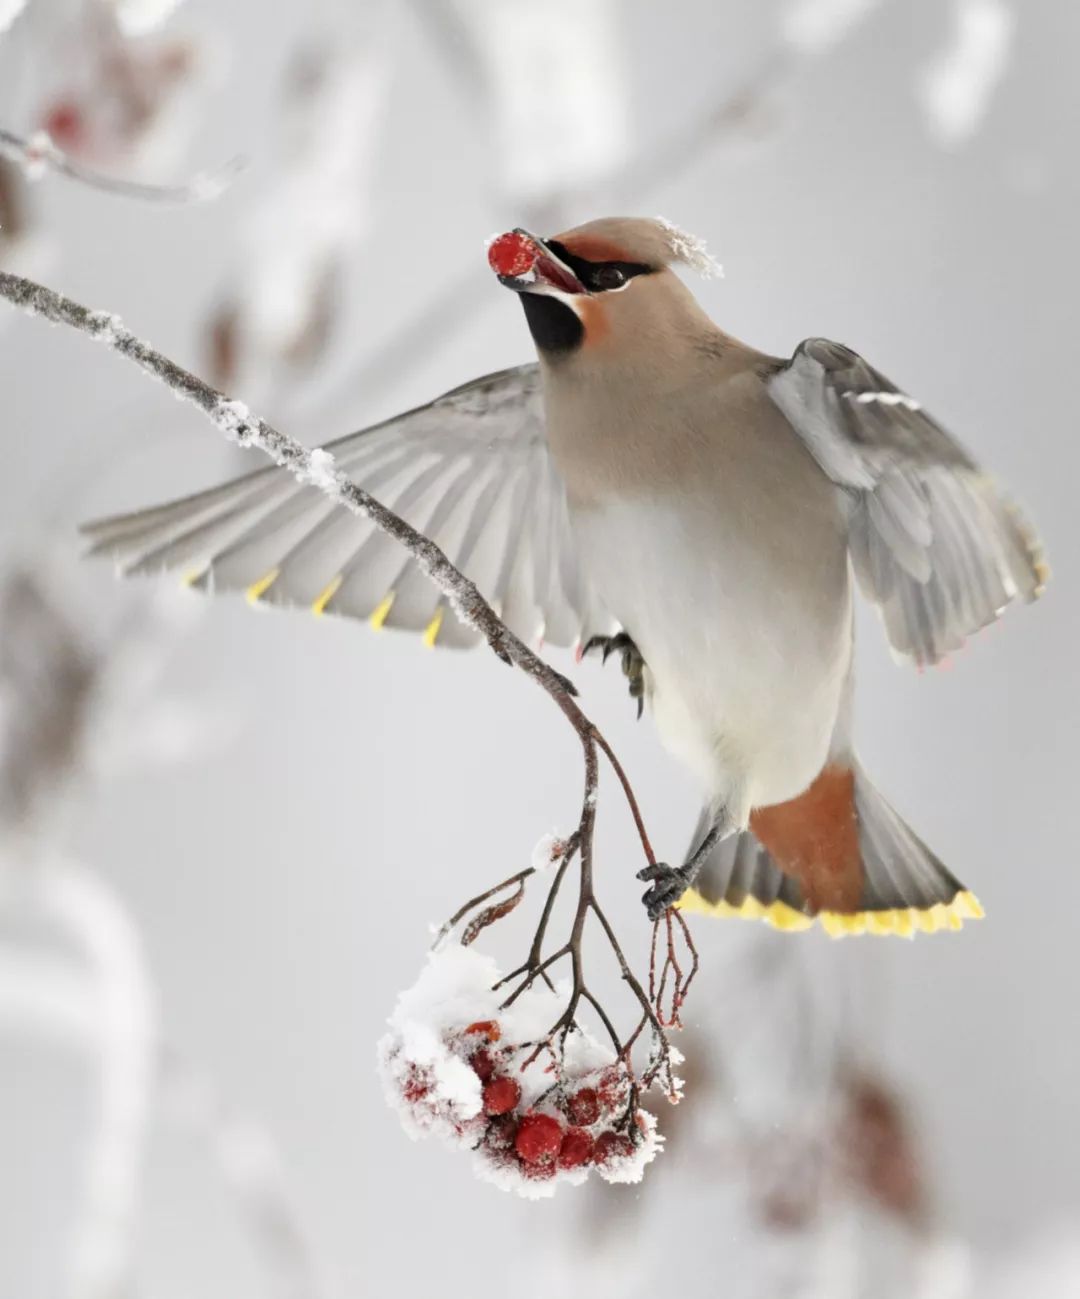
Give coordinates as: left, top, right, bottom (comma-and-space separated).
677, 888, 984, 938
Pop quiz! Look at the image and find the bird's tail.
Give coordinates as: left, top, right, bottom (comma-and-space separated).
678, 761, 982, 937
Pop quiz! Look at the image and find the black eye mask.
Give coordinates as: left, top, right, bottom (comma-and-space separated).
544, 240, 653, 293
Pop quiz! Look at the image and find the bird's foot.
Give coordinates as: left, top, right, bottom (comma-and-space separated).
636, 811, 734, 920
581, 631, 647, 719
636, 862, 692, 921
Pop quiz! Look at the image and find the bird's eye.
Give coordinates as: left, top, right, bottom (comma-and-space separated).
593, 265, 627, 291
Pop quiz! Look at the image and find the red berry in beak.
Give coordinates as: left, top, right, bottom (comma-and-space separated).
488, 231, 537, 279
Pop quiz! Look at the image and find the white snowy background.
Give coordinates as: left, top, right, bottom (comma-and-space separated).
1, 0, 1078, 1296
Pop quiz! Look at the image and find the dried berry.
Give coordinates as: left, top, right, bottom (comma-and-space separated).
487, 231, 537, 279
557, 1127, 594, 1169
514, 1112, 564, 1164
566, 1087, 601, 1126
482, 1077, 522, 1117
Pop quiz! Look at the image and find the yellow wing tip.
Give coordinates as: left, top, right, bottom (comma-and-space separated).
423, 607, 444, 649
245, 568, 280, 604
311, 575, 343, 617
369, 591, 395, 630
677, 889, 984, 938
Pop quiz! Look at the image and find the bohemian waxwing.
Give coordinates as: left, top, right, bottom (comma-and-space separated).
82, 217, 1046, 936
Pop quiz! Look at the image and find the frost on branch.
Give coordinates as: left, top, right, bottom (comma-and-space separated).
378, 947, 664, 1200
530, 831, 567, 874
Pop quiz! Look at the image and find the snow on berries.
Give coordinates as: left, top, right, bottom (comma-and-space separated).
377, 947, 664, 1199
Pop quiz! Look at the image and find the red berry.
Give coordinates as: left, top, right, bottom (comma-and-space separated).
514, 1112, 563, 1164
482, 1077, 521, 1117
558, 1127, 594, 1169
592, 1130, 634, 1166
464, 1020, 501, 1042
43, 102, 85, 150
566, 1087, 600, 1126
469, 1048, 496, 1082
595, 1067, 629, 1114
487, 231, 537, 279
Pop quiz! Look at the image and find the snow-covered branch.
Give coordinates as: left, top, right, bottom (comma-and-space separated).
0, 124, 241, 203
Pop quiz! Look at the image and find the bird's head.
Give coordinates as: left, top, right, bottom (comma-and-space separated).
488, 216, 722, 366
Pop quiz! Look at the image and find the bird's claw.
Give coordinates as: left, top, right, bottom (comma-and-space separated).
636, 862, 691, 920
582, 632, 647, 720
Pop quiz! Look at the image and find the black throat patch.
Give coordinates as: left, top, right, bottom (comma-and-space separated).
520, 293, 584, 355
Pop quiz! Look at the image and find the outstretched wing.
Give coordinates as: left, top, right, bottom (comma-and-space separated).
81, 365, 609, 650
768, 338, 1046, 666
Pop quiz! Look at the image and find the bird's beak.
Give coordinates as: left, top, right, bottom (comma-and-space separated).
487, 228, 587, 296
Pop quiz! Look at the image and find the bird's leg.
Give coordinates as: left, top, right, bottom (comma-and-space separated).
637, 812, 733, 920
581, 631, 648, 719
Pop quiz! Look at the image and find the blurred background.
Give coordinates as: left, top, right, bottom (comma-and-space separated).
0, 0, 1077, 1296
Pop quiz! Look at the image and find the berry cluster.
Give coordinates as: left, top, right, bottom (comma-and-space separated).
378, 948, 667, 1198
391, 1016, 652, 1194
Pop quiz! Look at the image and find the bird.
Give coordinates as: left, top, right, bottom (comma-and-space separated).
81, 217, 1046, 937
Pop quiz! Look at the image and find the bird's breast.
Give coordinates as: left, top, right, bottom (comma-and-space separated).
563, 436, 853, 807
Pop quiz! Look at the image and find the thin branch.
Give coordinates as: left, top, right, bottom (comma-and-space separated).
0, 127, 244, 205
432, 867, 535, 949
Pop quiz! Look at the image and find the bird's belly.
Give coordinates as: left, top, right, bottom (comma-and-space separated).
572, 491, 853, 812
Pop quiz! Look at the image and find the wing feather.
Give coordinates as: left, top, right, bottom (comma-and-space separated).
82, 365, 604, 651
769, 338, 1044, 666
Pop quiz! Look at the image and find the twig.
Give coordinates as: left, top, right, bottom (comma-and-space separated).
432, 867, 535, 949
0, 127, 243, 204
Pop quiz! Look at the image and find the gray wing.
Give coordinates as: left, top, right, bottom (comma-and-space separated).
768, 338, 1046, 666
81, 365, 609, 650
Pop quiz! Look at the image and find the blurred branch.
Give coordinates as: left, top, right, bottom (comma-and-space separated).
41, 861, 157, 1299
0, 861, 157, 1299
0, 125, 242, 203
